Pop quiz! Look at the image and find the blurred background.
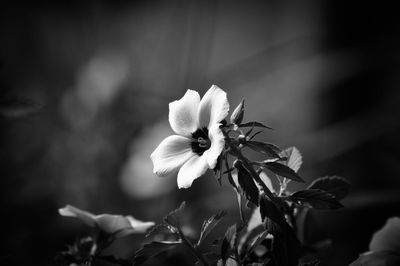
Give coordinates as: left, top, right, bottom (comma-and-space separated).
1, 0, 400, 265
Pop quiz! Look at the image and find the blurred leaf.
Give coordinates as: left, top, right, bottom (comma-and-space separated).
307, 176, 351, 200
0, 95, 43, 119
245, 141, 281, 159
59, 205, 154, 238
239, 122, 273, 129
221, 224, 238, 264
289, 189, 343, 210
195, 252, 220, 266
217, 258, 240, 266
369, 217, 400, 253
230, 99, 245, 125
133, 241, 182, 265
280, 147, 303, 173
236, 162, 260, 206
349, 251, 400, 266
164, 202, 186, 229
197, 211, 227, 246
308, 239, 333, 253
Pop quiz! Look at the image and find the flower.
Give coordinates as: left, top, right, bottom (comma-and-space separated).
59, 205, 155, 237
150, 85, 229, 189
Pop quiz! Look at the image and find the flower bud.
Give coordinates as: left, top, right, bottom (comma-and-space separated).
230, 99, 245, 125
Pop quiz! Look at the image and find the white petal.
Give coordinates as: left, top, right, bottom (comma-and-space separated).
58, 205, 97, 227
177, 154, 209, 188
169, 90, 200, 136
198, 85, 230, 128
206, 123, 225, 168
150, 135, 195, 176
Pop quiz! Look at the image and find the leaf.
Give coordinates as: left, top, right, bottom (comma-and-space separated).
195, 252, 220, 266
280, 147, 303, 173
245, 141, 282, 159
259, 195, 285, 230
221, 224, 238, 264
164, 202, 186, 229
59, 205, 154, 237
133, 241, 182, 265
236, 161, 260, 206
239, 121, 273, 129
307, 176, 351, 200
0, 95, 43, 119
230, 99, 245, 125
217, 258, 240, 266
197, 211, 227, 246
269, 223, 302, 266
263, 162, 305, 183
145, 223, 178, 238
289, 189, 343, 210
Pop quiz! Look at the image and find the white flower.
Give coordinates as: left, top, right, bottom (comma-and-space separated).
150, 85, 229, 189
59, 205, 155, 237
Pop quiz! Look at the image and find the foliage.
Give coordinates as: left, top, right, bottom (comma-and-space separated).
56, 88, 351, 266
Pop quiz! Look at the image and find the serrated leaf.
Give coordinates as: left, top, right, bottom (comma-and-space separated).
236, 162, 260, 206
145, 223, 178, 238
164, 202, 186, 229
280, 147, 303, 173
221, 225, 238, 264
239, 121, 273, 129
230, 99, 245, 125
133, 241, 182, 265
289, 189, 343, 209
263, 162, 304, 183
307, 176, 351, 200
197, 211, 227, 246
245, 141, 282, 159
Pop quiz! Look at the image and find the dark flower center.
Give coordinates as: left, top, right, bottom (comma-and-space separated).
191, 127, 210, 156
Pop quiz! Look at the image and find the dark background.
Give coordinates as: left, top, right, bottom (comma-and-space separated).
1, 1, 400, 265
